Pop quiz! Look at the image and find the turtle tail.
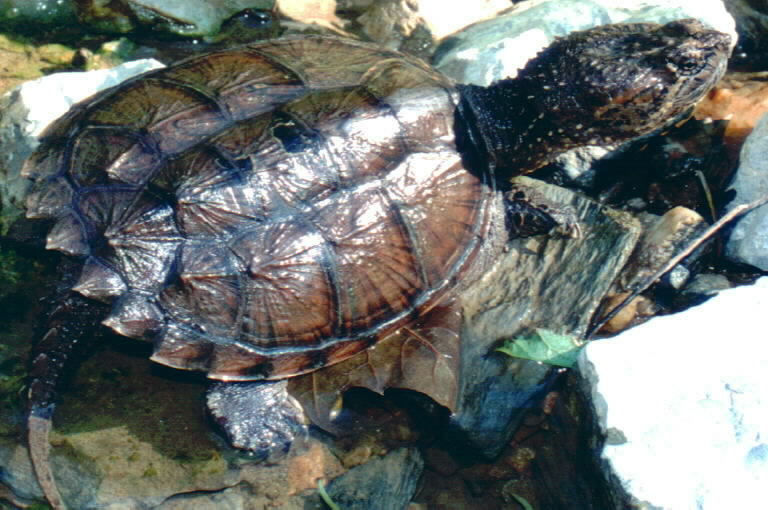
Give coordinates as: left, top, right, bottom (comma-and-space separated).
26, 290, 107, 510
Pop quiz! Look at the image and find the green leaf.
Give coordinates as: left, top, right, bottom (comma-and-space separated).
509, 493, 535, 510
497, 329, 584, 368
318, 479, 341, 510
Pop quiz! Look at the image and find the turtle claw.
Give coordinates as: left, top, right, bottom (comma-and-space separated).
504, 185, 582, 239
206, 380, 309, 457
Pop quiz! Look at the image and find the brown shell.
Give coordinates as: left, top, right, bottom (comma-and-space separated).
23, 36, 499, 381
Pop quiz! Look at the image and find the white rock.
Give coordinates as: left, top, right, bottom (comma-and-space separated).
724, 113, 768, 270
0, 59, 165, 229
433, 0, 737, 85
579, 278, 768, 510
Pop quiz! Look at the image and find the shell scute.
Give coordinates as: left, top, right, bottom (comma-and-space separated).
162, 49, 308, 122
168, 151, 265, 236
69, 128, 138, 187
87, 79, 227, 184
73, 257, 127, 302
20, 142, 65, 180
25, 177, 72, 219
248, 37, 408, 88
382, 152, 488, 288
309, 186, 424, 331
278, 86, 407, 184
229, 221, 337, 345
108, 236, 179, 292
151, 324, 214, 372
46, 213, 88, 255
102, 292, 163, 339
160, 242, 241, 337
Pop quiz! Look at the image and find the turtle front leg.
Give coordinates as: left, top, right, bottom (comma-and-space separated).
27, 291, 107, 510
504, 181, 582, 239
206, 380, 309, 457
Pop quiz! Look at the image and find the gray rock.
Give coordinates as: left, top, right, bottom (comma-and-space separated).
449, 176, 642, 458
0, 59, 164, 232
356, 0, 509, 54
725, 113, 768, 270
326, 447, 424, 510
671, 272, 732, 310
681, 273, 732, 298
75, 0, 275, 38
0, 370, 344, 509
157, 487, 246, 509
619, 207, 708, 291
579, 278, 768, 509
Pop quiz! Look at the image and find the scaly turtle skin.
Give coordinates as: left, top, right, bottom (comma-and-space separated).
22, 19, 729, 509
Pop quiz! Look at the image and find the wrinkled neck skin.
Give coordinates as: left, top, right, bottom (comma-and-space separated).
455, 78, 591, 179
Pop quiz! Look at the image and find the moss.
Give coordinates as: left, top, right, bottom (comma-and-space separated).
50, 436, 99, 471
0, 32, 135, 97
54, 339, 220, 464
0, 248, 49, 437
142, 464, 158, 478
26, 504, 52, 510
0, 33, 80, 95
0, 247, 22, 299
0, 245, 51, 301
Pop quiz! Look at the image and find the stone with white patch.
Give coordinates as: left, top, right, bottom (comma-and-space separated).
579, 278, 768, 509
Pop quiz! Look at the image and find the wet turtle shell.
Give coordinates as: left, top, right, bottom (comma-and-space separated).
23, 35, 501, 380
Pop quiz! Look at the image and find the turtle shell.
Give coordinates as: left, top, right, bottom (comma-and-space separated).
23, 36, 501, 380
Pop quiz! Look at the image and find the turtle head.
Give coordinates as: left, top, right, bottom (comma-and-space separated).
457, 19, 731, 175
525, 18, 731, 147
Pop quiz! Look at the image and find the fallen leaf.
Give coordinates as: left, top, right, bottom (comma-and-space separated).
497, 329, 583, 368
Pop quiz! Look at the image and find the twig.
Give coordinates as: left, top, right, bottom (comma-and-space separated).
586, 195, 768, 338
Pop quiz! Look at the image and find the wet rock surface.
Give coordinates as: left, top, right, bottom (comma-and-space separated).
726, 0, 768, 68
326, 447, 424, 510
75, 0, 276, 39
0, 1, 79, 38
353, 0, 509, 57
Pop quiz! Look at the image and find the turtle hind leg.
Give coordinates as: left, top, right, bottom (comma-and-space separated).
206, 380, 309, 457
26, 290, 108, 510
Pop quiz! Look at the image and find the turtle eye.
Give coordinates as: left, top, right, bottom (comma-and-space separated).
668, 55, 704, 75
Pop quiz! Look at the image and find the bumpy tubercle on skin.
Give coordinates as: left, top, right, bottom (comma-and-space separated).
455, 19, 730, 178
25, 19, 730, 510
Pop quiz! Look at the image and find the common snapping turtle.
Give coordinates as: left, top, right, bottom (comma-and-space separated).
21, 19, 729, 509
